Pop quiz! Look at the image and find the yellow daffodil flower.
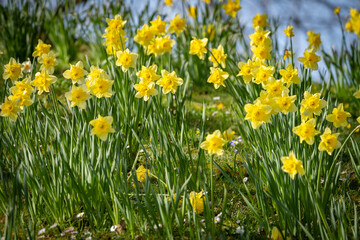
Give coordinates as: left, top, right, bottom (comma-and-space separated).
32, 70, 57, 95
207, 67, 229, 89
300, 91, 327, 116
156, 70, 183, 94
200, 130, 226, 156
89, 115, 115, 141
63, 61, 88, 84
116, 49, 138, 72
189, 37, 208, 60
3, 58, 23, 81
326, 103, 351, 128
292, 118, 320, 145
318, 128, 341, 155
281, 151, 305, 179
244, 101, 272, 129
209, 44, 227, 68
0, 98, 20, 121
32, 39, 51, 57
65, 85, 90, 109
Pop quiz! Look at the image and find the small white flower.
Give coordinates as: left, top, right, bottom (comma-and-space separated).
65, 227, 74, 233
76, 212, 85, 218
211, 111, 218, 116
243, 177, 248, 183
230, 140, 238, 147
214, 212, 222, 223
49, 223, 58, 229
235, 226, 244, 234
213, 96, 220, 101
38, 228, 46, 235
236, 220, 241, 224
38, 235, 45, 239
22, 61, 32, 73
110, 225, 117, 232
85, 237, 92, 240
153, 223, 162, 230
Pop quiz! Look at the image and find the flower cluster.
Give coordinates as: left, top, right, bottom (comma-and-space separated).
63, 62, 114, 109
136, 165, 149, 183
133, 64, 183, 101
63, 63, 115, 140
228, 15, 353, 182
238, 18, 301, 129
134, 14, 185, 57
32, 41, 58, 95
102, 15, 139, 72
234, 19, 345, 158
249, 26, 273, 60
189, 34, 230, 89
102, 15, 128, 55
298, 31, 322, 70
1, 40, 58, 121
345, 8, 360, 37
200, 0, 241, 18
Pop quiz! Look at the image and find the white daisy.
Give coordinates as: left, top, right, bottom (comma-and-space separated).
38, 228, 45, 235
21, 60, 32, 73
76, 212, 84, 218
110, 225, 117, 232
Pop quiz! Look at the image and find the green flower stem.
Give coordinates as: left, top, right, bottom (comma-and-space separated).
69, 108, 75, 167
316, 151, 324, 193
290, 36, 294, 67
210, 154, 214, 221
